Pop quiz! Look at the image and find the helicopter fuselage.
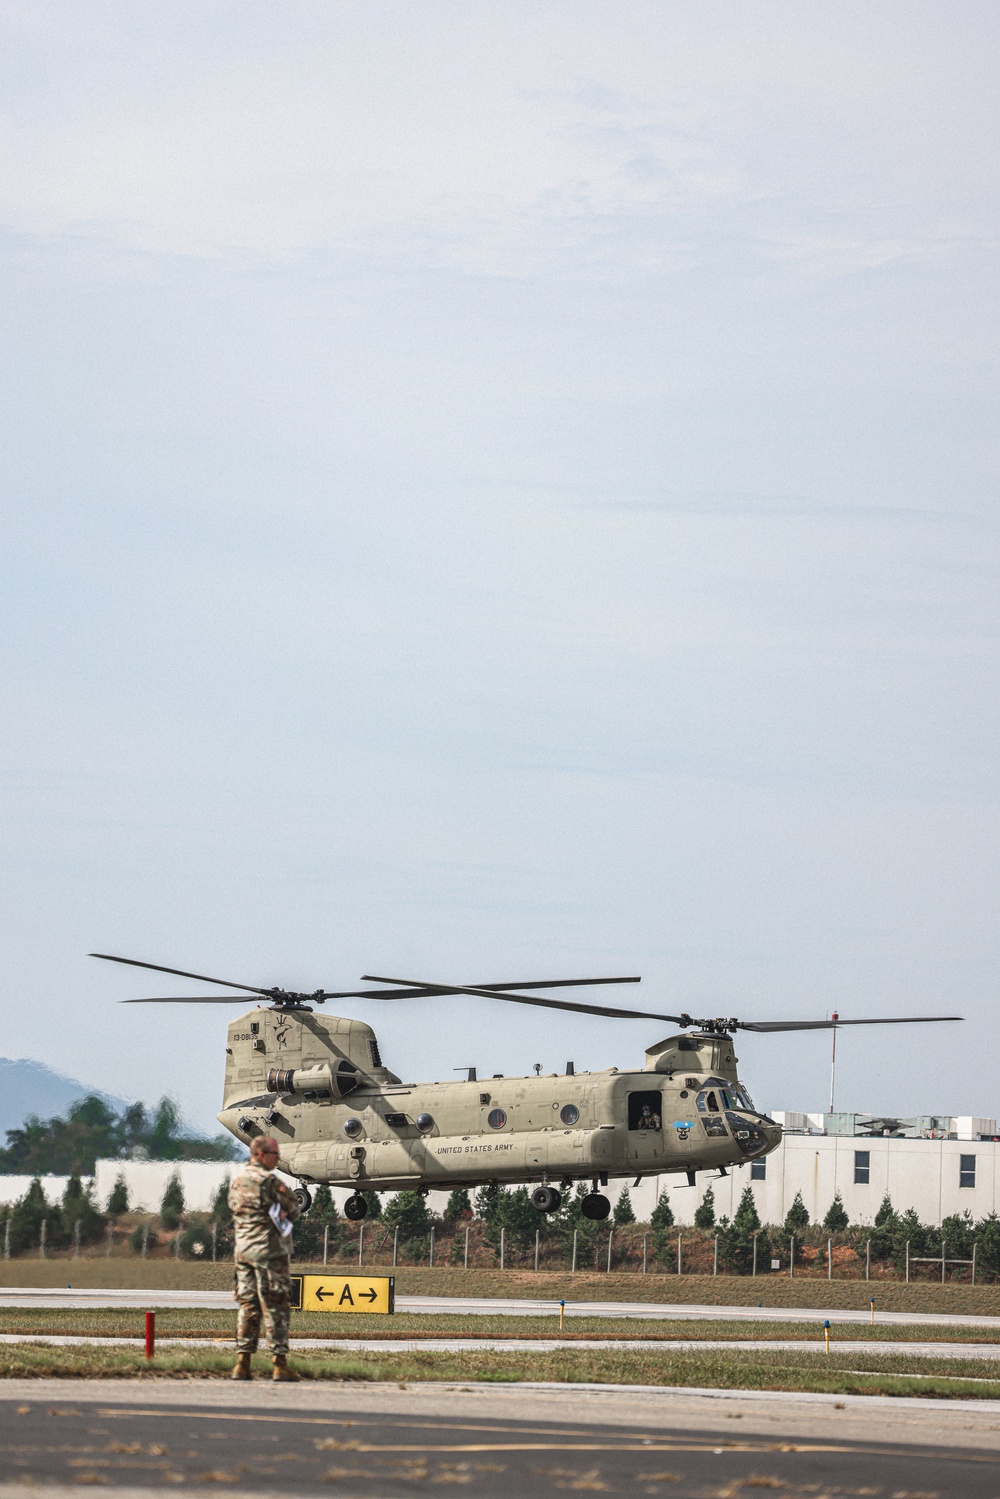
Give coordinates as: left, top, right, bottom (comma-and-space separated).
217, 1006, 781, 1193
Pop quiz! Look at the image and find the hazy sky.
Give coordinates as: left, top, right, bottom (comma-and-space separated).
1, 2, 997, 1133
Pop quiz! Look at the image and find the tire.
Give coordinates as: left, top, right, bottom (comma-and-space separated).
531, 1186, 562, 1214
344, 1193, 369, 1222
292, 1186, 313, 1213
580, 1192, 611, 1221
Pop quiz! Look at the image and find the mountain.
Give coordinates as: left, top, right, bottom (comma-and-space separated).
0, 1057, 128, 1139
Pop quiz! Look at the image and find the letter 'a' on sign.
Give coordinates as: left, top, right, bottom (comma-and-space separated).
290, 1274, 394, 1315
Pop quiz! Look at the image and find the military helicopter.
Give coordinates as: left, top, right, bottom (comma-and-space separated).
92, 953, 961, 1223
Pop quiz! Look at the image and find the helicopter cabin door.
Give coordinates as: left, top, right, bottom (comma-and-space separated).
626, 1087, 665, 1167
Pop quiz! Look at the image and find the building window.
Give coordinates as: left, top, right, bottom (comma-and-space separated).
750, 1159, 766, 1180
853, 1150, 870, 1185
960, 1154, 976, 1189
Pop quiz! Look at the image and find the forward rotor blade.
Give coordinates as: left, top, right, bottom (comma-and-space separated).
361, 974, 688, 1024
123, 995, 269, 1004
90, 953, 271, 996
340, 975, 641, 1001
736, 1015, 963, 1033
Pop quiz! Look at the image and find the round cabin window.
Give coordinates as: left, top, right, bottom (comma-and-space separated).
343, 1117, 364, 1138
415, 1113, 435, 1134
487, 1108, 507, 1130
560, 1104, 580, 1126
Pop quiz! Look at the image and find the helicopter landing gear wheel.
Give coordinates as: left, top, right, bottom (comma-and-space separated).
292, 1186, 313, 1213
531, 1186, 562, 1214
344, 1193, 369, 1221
581, 1192, 611, 1221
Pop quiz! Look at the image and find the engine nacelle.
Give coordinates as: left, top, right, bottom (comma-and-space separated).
266, 1061, 361, 1100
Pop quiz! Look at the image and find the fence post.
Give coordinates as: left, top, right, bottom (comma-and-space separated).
789, 1235, 794, 1278
572, 1228, 578, 1273
865, 1239, 870, 1281
827, 1238, 832, 1280
212, 1221, 218, 1263
358, 1224, 365, 1267
535, 1229, 540, 1272
73, 1220, 80, 1259
606, 1230, 614, 1273
713, 1236, 718, 1276
174, 1228, 180, 1259
106, 1221, 114, 1258
323, 1225, 329, 1265
3, 1215, 9, 1260
429, 1226, 435, 1268
500, 1227, 506, 1270
393, 1226, 399, 1268
752, 1232, 757, 1277
677, 1233, 682, 1276
464, 1225, 469, 1269
941, 1240, 946, 1285
642, 1233, 648, 1274
905, 1240, 910, 1283
972, 1242, 977, 1285
142, 1222, 149, 1258
39, 1219, 46, 1260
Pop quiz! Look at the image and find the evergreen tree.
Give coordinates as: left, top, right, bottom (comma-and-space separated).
822, 1191, 848, 1233
940, 1209, 974, 1260
160, 1173, 185, 1230
783, 1191, 810, 1235
650, 1188, 676, 1267
694, 1186, 716, 1229
718, 1185, 768, 1274
61, 1175, 105, 1245
8, 1178, 59, 1255
444, 1189, 472, 1223
385, 1190, 430, 1240
975, 1212, 1000, 1280
868, 1194, 899, 1259
479, 1186, 538, 1258
107, 1175, 130, 1216
211, 1178, 233, 1225
613, 1188, 636, 1226
360, 1191, 382, 1219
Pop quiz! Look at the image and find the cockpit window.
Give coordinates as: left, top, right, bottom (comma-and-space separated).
696, 1089, 720, 1113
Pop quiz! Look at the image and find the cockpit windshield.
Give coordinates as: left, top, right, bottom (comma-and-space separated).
700, 1079, 756, 1113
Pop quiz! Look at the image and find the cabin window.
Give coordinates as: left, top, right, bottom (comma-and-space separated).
960, 1154, 976, 1188
487, 1108, 507, 1130
751, 1159, 766, 1180
560, 1104, 580, 1125
854, 1150, 870, 1185
627, 1091, 662, 1130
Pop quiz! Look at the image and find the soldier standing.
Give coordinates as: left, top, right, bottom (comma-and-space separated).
228, 1134, 302, 1381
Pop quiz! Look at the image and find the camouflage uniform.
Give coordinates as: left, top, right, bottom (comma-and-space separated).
228, 1162, 301, 1356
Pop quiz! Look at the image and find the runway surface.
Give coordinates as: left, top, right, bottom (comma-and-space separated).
4, 1285, 1000, 1328
3, 1377, 1000, 1497
4, 1331, 1000, 1361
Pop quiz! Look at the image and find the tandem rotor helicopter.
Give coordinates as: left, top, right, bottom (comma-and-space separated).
92, 953, 961, 1224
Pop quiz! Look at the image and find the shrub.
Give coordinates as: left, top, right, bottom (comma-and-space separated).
129, 1222, 152, 1255
180, 1221, 215, 1259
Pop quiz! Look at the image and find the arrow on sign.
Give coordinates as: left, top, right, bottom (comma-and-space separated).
312, 1283, 380, 1303
360, 1286, 378, 1302
314, 1285, 336, 1301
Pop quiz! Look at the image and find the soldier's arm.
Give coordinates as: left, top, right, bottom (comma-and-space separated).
268, 1176, 302, 1222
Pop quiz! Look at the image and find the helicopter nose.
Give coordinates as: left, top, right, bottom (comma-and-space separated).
758, 1117, 782, 1150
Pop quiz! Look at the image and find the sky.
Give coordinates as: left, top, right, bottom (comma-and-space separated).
1, 1, 997, 1134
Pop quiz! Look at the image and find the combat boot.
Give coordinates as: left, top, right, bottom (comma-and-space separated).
231, 1352, 253, 1381
272, 1354, 300, 1382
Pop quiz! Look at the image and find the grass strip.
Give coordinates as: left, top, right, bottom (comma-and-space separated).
1, 1310, 998, 1343
3, 1341, 1000, 1399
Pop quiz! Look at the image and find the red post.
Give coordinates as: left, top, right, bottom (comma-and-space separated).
144, 1311, 155, 1360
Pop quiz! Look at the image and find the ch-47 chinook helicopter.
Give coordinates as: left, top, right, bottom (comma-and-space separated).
92, 953, 961, 1224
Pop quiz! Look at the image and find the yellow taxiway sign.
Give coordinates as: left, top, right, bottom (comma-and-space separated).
289, 1273, 394, 1315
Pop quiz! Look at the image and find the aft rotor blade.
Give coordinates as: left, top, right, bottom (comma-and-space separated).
736, 1015, 963, 1033
89, 952, 272, 996
340, 975, 641, 1000
362, 974, 689, 1024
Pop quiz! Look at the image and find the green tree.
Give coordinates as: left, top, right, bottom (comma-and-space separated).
940, 1209, 974, 1261
211, 1178, 233, 1225
694, 1186, 716, 1229
107, 1175, 129, 1216
385, 1190, 430, 1240
8, 1179, 60, 1255
822, 1191, 849, 1233
444, 1189, 472, 1223
360, 1191, 382, 1219
0, 1093, 240, 1176
975, 1213, 1000, 1281
718, 1185, 769, 1275
783, 1192, 810, 1235
650, 1189, 676, 1267
61, 1176, 105, 1245
180, 1221, 214, 1259
479, 1186, 539, 1258
613, 1188, 636, 1226
867, 1194, 899, 1259
160, 1173, 185, 1230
